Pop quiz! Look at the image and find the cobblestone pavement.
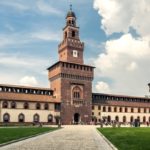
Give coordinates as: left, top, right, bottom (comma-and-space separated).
0, 125, 113, 150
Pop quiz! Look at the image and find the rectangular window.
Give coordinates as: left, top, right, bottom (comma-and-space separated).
138, 108, 141, 113
131, 108, 134, 113
92, 105, 94, 110
55, 103, 61, 111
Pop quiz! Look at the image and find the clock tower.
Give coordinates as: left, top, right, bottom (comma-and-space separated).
58, 7, 84, 64
48, 7, 94, 124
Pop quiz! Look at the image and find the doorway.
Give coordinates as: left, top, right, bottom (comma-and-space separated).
74, 113, 80, 124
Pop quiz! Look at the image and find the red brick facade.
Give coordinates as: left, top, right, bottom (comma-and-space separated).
48, 10, 94, 124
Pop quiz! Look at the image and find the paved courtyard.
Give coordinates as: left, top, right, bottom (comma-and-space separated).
0, 126, 113, 150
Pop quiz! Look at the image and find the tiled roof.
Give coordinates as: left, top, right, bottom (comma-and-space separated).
92, 93, 150, 107
0, 84, 52, 91
0, 92, 60, 103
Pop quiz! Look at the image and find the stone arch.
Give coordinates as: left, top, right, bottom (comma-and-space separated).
103, 106, 106, 112
130, 116, 134, 123
24, 102, 29, 109
18, 113, 25, 122
108, 106, 111, 112
48, 114, 53, 123
74, 113, 80, 124
11, 101, 16, 109
143, 116, 146, 123
123, 116, 126, 123
115, 116, 119, 122
107, 115, 111, 122
3, 113, 10, 123
33, 114, 40, 123
72, 86, 82, 99
2, 101, 8, 108
114, 107, 117, 112
137, 116, 140, 122
36, 103, 41, 110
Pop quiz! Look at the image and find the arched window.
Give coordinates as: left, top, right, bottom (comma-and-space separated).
123, 116, 126, 123
138, 108, 141, 113
36, 103, 41, 110
68, 20, 71, 25
130, 116, 134, 122
33, 114, 39, 123
143, 116, 146, 123
48, 114, 53, 123
44, 103, 49, 110
103, 106, 106, 112
114, 107, 117, 112
72, 86, 82, 99
24, 102, 29, 109
115, 116, 119, 122
72, 30, 75, 37
2, 101, 8, 108
108, 107, 111, 112
107, 116, 111, 122
125, 107, 128, 113
137, 116, 140, 122
3, 113, 10, 123
92, 105, 94, 110
18, 113, 25, 122
131, 108, 134, 113
65, 32, 67, 39
11, 101, 16, 109
72, 20, 74, 25
119, 107, 122, 112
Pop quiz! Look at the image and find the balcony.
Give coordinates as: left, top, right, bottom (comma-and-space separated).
72, 99, 84, 105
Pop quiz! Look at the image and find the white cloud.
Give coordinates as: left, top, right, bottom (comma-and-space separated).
0, 53, 52, 71
95, 81, 110, 93
93, 0, 150, 96
0, 35, 14, 48
94, 0, 150, 36
126, 62, 137, 71
31, 31, 60, 42
94, 33, 150, 96
0, 1, 29, 11
0, 0, 63, 16
36, 1, 63, 16
19, 76, 38, 86
0, 29, 61, 49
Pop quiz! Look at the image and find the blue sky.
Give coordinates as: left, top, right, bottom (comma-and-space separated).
0, 0, 104, 87
0, 0, 150, 96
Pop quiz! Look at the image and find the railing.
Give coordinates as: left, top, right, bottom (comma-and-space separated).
72, 99, 84, 105
58, 39, 84, 49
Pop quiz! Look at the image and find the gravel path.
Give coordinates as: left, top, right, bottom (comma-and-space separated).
0, 125, 113, 150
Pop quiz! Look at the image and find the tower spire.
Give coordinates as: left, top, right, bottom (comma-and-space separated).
70, 4, 72, 11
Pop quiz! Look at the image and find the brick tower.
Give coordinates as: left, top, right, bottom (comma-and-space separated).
48, 7, 94, 124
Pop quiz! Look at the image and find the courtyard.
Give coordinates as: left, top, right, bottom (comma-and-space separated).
0, 126, 112, 150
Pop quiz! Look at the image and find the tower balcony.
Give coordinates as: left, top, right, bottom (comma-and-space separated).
58, 39, 84, 50
72, 99, 84, 105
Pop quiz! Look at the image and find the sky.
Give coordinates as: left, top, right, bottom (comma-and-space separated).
0, 0, 150, 97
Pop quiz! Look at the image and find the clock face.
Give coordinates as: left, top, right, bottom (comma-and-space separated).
73, 50, 78, 57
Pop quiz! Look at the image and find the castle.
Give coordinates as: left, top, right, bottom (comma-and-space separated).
0, 8, 150, 125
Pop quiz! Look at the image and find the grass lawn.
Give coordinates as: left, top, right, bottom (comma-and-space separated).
98, 127, 150, 150
0, 127, 58, 144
